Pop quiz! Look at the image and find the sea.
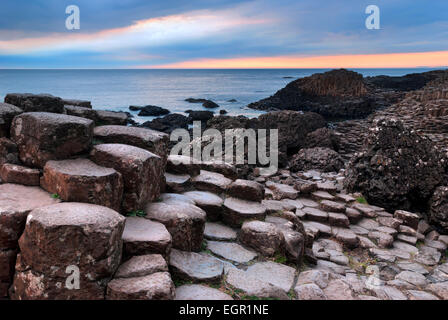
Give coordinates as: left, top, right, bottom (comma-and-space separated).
0, 68, 444, 123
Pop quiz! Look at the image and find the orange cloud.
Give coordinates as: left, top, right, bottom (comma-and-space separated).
149, 51, 448, 69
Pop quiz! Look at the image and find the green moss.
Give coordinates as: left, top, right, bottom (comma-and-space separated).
273, 253, 287, 264
51, 193, 61, 200
126, 210, 145, 217
356, 196, 368, 204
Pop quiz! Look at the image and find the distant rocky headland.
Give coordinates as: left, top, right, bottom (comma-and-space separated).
1, 68, 448, 300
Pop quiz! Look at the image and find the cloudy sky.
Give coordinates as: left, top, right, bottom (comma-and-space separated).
1, 0, 447, 68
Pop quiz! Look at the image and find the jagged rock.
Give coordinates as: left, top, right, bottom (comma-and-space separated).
428, 186, 448, 232
248, 69, 395, 120
145, 201, 206, 252
304, 128, 341, 151
91, 144, 163, 212
222, 197, 266, 227
0, 138, 19, 166
182, 191, 223, 221
227, 179, 264, 202
186, 110, 214, 123
11, 203, 125, 300
169, 249, 224, 282
135, 105, 170, 117
41, 159, 123, 211
344, 118, 445, 212
141, 113, 188, 134
175, 284, 233, 300
289, 147, 344, 173
107, 272, 175, 300
394, 210, 420, 230
0, 164, 40, 186
122, 217, 172, 259
239, 221, 283, 256
0, 103, 22, 137
11, 112, 94, 168
115, 254, 168, 278
5, 93, 64, 113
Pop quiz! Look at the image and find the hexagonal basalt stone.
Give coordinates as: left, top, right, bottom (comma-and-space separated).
222, 197, 266, 227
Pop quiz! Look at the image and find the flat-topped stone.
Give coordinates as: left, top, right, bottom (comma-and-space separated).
0, 163, 40, 186
62, 98, 92, 108
183, 191, 223, 221
175, 284, 233, 300
95, 110, 129, 125
41, 158, 123, 211
11, 112, 94, 168
91, 144, 163, 212
328, 212, 350, 227
201, 160, 237, 180
266, 181, 298, 200
192, 170, 232, 194
225, 268, 288, 300
207, 241, 257, 264
145, 201, 206, 252
93, 125, 169, 162
239, 221, 283, 256
298, 198, 319, 208
320, 200, 346, 213
165, 172, 191, 193
394, 210, 420, 229
169, 249, 224, 282
0, 103, 22, 137
222, 197, 266, 227
227, 179, 264, 202
303, 207, 328, 223
204, 222, 237, 241
11, 202, 125, 300
122, 217, 172, 259
107, 272, 175, 300
5, 93, 64, 113
312, 190, 335, 201
115, 254, 168, 278
167, 155, 200, 176
246, 262, 296, 293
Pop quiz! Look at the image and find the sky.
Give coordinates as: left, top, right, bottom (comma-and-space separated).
0, 0, 448, 69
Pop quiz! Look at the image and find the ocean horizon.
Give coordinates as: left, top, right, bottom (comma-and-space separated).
1, 68, 445, 122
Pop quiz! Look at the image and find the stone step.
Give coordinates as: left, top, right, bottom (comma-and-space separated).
115, 254, 168, 279
10, 202, 125, 300
145, 199, 206, 252
175, 284, 233, 300
206, 241, 257, 264
169, 249, 224, 282
91, 144, 163, 212
204, 222, 237, 241
165, 172, 191, 193
0, 163, 40, 186
192, 170, 232, 194
41, 158, 123, 211
11, 112, 94, 168
182, 191, 223, 221
222, 197, 266, 227
122, 217, 172, 259
227, 179, 265, 202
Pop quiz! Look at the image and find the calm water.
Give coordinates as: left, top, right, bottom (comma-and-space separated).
0, 68, 442, 123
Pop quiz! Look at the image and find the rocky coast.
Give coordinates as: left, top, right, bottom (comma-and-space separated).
1, 68, 448, 300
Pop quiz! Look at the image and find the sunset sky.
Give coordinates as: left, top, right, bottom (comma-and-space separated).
1, 0, 448, 69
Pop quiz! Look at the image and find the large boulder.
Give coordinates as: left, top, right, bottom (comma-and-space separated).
5, 93, 65, 113
95, 110, 129, 126
141, 113, 188, 134
91, 144, 163, 213
248, 69, 395, 120
0, 103, 22, 137
10, 112, 94, 168
41, 159, 124, 212
344, 119, 446, 211
10, 203, 125, 300
0, 184, 59, 297
0, 164, 40, 186
289, 147, 344, 173
145, 200, 206, 252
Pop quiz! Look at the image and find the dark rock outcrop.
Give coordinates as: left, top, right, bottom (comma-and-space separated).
248, 69, 399, 120
344, 118, 446, 212
428, 186, 448, 233
365, 70, 448, 91
289, 147, 344, 173
186, 110, 214, 123
0, 103, 23, 138
303, 128, 341, 151
5, 93, 65, 114
141, 114, 188, 134
131, 105, 170, 117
